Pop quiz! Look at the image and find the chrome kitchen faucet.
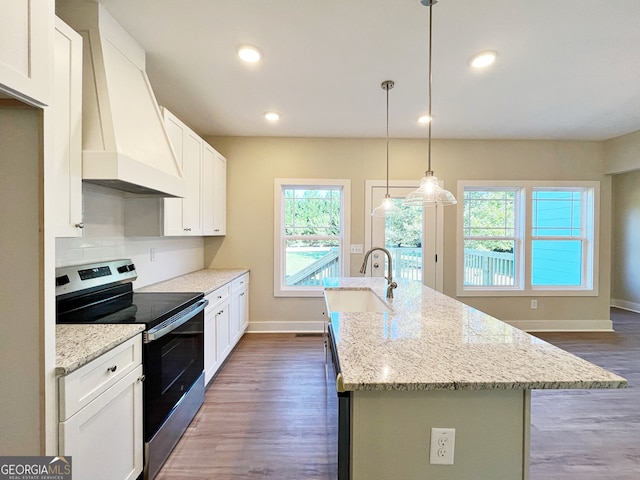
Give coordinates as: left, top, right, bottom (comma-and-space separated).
359, 247, 397, 298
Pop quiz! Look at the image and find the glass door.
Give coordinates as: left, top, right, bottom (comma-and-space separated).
366, 182, 443, 291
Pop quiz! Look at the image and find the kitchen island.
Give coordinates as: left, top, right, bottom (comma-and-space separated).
324, 278, 626, 480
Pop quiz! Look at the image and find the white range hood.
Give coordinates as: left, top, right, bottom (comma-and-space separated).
57, 1, 185, 197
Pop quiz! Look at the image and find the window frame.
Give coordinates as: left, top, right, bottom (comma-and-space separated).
274, 178, 351, 297
456, 180, 599, 297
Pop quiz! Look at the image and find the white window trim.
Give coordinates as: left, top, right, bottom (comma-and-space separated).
274, 178, 351, 297
456, 180, 599, 297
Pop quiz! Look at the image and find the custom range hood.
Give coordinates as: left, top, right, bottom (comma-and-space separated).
57, 1, 185, 197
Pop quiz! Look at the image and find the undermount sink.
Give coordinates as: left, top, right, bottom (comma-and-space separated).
324, 289, 391, 313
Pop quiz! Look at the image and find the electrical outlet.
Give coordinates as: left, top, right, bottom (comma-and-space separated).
150, 248, 156, 262
531, 299, 538, 309
430, 428, 455, 465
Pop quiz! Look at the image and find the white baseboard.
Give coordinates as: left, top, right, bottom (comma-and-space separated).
503, 319, 613, 332
246, 320, 325, 334
611, 298, 640, 313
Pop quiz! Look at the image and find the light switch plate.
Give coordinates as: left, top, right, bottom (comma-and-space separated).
350, 244, 363, 254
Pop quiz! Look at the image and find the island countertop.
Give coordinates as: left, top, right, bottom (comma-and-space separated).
325, 277, 627, 392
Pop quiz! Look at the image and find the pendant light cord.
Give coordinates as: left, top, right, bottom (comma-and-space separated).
381, 80, 394, 196
386, 81, 390, 195
427, 2, 433, 176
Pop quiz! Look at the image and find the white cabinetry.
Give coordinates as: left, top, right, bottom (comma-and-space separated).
0, 0, 52, 106
203, 273, 249, 385
124, 109, 226, 237
204, 284, 230, 384
162, 108, 203, 235
52, 17, 83, 237
230, 273, 249, 345
58, 335, 143, 480
203, 144, 227, 235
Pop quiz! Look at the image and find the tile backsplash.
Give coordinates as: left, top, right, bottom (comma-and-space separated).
56, 184, 205, 289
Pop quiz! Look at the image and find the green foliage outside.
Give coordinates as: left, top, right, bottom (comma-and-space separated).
284, 188, 341, 246
464, 190, 515, 253
384, 199, 422, 247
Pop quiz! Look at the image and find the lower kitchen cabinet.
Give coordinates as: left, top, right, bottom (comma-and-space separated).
204, 273, 249, 385
230, 273, 249, 345
58, 335, 143, 480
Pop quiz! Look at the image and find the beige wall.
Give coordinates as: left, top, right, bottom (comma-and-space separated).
203, 136, 611, 331
0, 106, 45, 454
611, 170, 640, 309
604, 130, 640, 174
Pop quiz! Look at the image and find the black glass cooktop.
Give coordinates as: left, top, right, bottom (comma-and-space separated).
56, 283, 203, 328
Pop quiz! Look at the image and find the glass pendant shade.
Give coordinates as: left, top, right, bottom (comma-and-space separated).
404, 0, 457, 208
372, 194, 401, 217
371, 80, 401, 217
404, 172, 457, 207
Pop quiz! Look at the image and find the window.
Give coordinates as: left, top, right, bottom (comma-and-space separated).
274, 179, 350, 297
457, 181, 598, 296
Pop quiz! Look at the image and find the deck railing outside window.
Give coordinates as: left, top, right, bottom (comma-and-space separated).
463, 249, 515, 286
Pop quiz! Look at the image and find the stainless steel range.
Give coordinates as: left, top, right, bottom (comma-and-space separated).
55, 259, 207, 479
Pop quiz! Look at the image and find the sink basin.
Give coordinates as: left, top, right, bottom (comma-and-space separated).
324, 289, 391, 313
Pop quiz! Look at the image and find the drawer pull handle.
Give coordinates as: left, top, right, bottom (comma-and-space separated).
107, 365, 117, 373
240, 292, 245, 296
138, 375, 146, 382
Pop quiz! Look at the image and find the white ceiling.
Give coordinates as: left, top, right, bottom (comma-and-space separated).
100, 0, 640, 141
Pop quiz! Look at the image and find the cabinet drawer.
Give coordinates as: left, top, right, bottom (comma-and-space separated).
205, 284, 231, 309
232, 273, 249, 293
59, 335, 142, 421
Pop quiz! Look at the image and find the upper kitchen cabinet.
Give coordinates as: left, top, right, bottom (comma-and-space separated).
52, 17, 83, 238
124, 109, 226, 237
202, 144, 227, 236
0, 0, 52, 106
162, 108, 203, 236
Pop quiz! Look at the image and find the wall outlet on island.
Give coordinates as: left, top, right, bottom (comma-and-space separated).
430, 427, 455, 465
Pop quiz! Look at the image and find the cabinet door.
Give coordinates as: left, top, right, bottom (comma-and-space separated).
215, 304, 231, 364
230, 290, 241, 345
201, 144, 215, 235
0, 0, 51, 106
182, 130, 203, 235
162, 111, 185, 236
162, 108, 202, 236
59, 365, 144, 480
239, 286, 249, 331
204, 302, 217, 385
52, 17, 83, 238
212, 151, 227, 235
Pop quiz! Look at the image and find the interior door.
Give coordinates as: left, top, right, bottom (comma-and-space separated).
365, 182, 443, 291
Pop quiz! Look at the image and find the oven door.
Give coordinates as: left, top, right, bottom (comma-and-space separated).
143, 300, 206, 439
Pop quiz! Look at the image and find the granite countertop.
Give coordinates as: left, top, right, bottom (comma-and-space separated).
56, 324, 145, 375
136, 268, 249, 295
325, 277, 628, 392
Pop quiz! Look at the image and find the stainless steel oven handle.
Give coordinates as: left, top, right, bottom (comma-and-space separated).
144, 299, 208, 343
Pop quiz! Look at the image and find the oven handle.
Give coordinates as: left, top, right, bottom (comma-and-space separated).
144, 299, 208, 343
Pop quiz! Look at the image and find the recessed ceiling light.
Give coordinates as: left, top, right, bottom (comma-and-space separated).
238, 45, 261, 63
264, 111, 280, 122
418, 115, 432, 124
470, 51, 497, 68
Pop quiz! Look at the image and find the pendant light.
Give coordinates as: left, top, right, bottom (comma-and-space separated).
404, 0, 457, 207
372, 80, 401, 217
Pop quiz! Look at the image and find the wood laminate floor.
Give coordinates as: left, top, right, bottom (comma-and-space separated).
156, 309, 639, 479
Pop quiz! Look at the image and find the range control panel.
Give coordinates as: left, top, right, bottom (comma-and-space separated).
55, 259, 137, 298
